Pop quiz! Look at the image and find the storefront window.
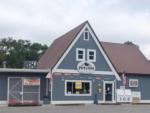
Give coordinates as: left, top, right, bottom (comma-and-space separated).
65, 80, 91, 96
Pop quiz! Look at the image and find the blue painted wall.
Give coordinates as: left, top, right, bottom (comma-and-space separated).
58, 31, 111, 71
117, 74, 150, 100
52, 74, 116, 101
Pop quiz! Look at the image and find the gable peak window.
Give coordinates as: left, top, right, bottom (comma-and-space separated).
76, 48, 85, 61
84, 29, 89, 41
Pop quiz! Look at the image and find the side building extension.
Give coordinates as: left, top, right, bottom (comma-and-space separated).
0, 69, 49, 105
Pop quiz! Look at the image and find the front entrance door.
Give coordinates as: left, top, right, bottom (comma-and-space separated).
104, 81, 114, 102
105, 83, 112, 101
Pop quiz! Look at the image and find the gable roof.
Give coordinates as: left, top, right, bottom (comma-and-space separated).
101, 42, 150, 75
37, 21, 87, 69
37, 21, 150, 75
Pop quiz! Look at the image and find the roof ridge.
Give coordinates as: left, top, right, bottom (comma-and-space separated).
55, 21, 88, 40
37, 21, 88, 69
101, 41, 138, 47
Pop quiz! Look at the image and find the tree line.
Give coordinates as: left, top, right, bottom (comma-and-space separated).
0, 37, 48, 68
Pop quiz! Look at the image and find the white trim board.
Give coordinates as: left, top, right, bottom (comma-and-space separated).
53, 24, 86, 70
51, 74, 53, 102
53, 69, 115, 75
53, 23, 121, 81
87, 24, 120, 81
0, 101, 7, 106
98, 100, 116, 104
139, 100, 150, 103
51, 100, 93, 104
0, 68, 50, 73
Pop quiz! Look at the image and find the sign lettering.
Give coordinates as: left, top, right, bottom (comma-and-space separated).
77, 61, 95, 73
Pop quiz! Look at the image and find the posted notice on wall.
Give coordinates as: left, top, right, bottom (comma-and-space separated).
132, 91, 141, 103
75, 81, 82, 90
116, 89, 132, 103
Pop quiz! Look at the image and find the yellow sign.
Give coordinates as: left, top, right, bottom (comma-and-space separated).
75, 81, 82, 90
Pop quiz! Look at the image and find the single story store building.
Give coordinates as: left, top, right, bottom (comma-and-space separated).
0, 21, 150, 105
37, 21, 150, 104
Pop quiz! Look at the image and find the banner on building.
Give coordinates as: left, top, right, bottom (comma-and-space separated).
23, 78, 40, 86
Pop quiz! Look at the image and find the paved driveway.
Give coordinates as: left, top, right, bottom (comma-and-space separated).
0, 104, 150, 113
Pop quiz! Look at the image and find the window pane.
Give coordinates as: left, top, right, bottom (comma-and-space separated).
67, 82, 72, 94
78, 50, 83, 54
78, 55, 83, 59
85, 32, 88, 39
89, 51, 94, 55
73, 82, 76, 94
84, 83, 90, 93
89, 56, 94, 60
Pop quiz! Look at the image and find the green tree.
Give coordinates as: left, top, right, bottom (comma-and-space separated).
0, 37, 48, 68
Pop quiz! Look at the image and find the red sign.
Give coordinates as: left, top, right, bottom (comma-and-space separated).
23, 78, 40, 86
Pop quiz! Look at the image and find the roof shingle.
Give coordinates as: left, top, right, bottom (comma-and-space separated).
37, 21, 87, 69
101, 42, 150, 74
37, 21, 150, 75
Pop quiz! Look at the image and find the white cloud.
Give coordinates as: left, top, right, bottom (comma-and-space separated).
0, 0, 150, 59
140, 44, 150, 60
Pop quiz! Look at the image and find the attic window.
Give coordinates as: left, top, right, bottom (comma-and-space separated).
84, 30, 89, 41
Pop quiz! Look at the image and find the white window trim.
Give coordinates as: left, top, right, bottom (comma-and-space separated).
83, 30, 89, 41
129, 79, 138, 87
87, 49, 96, 62
65, 80, 92, 96
76, 48, 85, 61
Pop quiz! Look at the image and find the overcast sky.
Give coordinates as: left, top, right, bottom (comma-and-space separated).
0, 0, 150, 59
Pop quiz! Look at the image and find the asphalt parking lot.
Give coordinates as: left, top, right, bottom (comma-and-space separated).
0, 104, 150, 113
